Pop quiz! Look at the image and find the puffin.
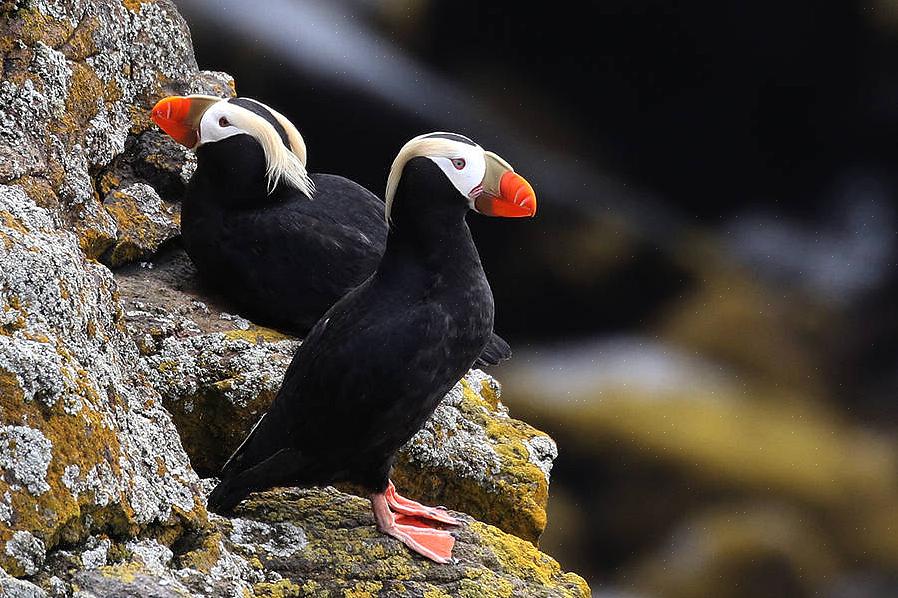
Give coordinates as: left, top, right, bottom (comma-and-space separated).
206, 132, 537, 563
150, 95, 511, 367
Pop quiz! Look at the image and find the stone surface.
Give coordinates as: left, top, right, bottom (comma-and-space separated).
0, 2, 586, 594
0, 0, 222, 581
0, 183, 204, 577
32, 487, 589, 598
101, 181, 180, 266
0, 0, 232, 263
117, 247, 556, 544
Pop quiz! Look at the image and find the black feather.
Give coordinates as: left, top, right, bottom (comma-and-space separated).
181, 128, 511, 363
210, 157, 497, 504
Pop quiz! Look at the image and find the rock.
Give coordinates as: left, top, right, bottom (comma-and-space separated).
102, 182, 180, 266
394, 371, 557, 545
0, 0, 232, 264
0, 566, 46, 598
118, 247, 557, 544
0, 185, 203, 576
0, 0, 586, 593
33, 487, 589, 598
0, 0, 221, 579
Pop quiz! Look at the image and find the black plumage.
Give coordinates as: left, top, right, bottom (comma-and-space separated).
207, 156, 494, 509
182, 134, 386, 333
169, 97, 511, 365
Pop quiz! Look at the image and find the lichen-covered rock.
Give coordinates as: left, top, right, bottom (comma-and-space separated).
0, 0, 585, 593
394, 371, 557, 545
0, 184, 204, 576
102, 181, 180, 266
34, 487, 589, 598
117, 247, 556, 543
0, 0, 233, 264
0, 0, 230, 580
0, 566, 46, 598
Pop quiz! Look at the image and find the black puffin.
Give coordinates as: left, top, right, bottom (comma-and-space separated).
206, 132, 537, 563
150, 95, 511, 366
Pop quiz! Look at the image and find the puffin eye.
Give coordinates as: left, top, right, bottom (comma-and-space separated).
218, 116, 231, 127
451, 158, 465, 170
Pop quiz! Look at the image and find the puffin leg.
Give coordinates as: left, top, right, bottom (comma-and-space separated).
370, 491, 456, 564
385, 480, 460, 525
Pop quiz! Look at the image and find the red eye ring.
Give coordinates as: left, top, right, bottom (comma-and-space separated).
218, 116, 230, 127
452, 158, 466, 170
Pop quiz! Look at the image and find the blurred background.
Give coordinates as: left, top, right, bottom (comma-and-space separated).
176, 1, 898, 596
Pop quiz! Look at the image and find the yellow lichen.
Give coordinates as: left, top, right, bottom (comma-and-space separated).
343, 581, 383, 597
471, 521, 590, 597
8, 177, 59, 211
176, 529, 223, 573
97, 172, 122, 197
222, 327, 292, 344
76, 225, 116, 261
254, 579, 302, 598
122, 0, 150, 13
98, 561, 143, 584
49, 63, 104, 137
0, 339, 205, 574
16, 8, 72, 48
0, 211, 29, 235
60, 16, 99, 61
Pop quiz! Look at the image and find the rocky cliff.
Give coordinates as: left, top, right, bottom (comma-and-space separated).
0, 1, 588, 596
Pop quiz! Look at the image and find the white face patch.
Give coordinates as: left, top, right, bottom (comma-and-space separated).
384, 133, 489, 221
427, 143, 487, 204
194, 100, 315, 198
197, 102, 246, 146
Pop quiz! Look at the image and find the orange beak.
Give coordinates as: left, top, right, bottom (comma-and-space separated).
151, 95, 220, 148
474, 171, 537, 217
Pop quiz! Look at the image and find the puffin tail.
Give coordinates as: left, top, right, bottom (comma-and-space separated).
207, 448, 303, 515
207, 477, 248, 514
475, 332, 512, 368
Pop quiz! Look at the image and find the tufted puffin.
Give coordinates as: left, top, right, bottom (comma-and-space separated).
206, 132, 536, 563
150, 95, 510, 367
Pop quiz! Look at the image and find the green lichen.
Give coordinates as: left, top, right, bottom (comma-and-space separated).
222, 327, 292, 344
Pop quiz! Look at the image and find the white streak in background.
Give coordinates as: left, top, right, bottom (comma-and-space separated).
181, 0, 453, 115
723, 173, 895, 304
505, 336, 740, 404
176, 0, 681, 236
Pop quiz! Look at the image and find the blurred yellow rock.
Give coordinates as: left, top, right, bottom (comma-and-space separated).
630, 505, 838, 598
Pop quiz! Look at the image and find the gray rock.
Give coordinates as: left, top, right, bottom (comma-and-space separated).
0, 0, 212, 577
0, 0, 587, 594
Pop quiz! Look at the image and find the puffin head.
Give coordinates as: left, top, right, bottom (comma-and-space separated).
384, 132, 536, 223
150, 95, 314, 197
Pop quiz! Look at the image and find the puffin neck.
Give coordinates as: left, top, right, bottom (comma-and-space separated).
192, 137, 292, 205
383, 160, 473, 267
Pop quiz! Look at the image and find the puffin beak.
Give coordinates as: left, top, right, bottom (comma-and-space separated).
151, 95, 221, 148
473, 151, 537, 217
